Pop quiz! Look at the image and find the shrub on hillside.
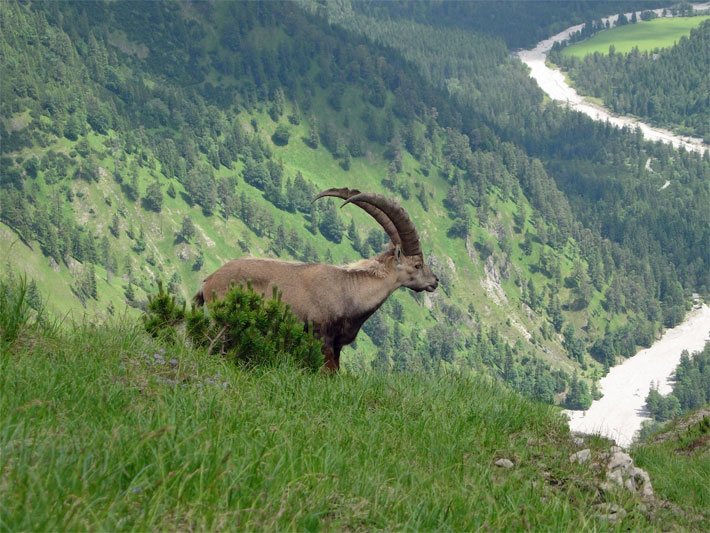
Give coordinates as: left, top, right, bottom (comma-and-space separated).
143, 283, 323, 372
142, 281, 186, 344
0, 274, 52, 348
271, 124, 291, 146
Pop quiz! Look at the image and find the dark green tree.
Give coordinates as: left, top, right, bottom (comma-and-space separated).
143, 180, 163, 212
564, 372, 592, 410
271, 124, 291, 146
318, 201, 345, 244
177, 216, 196, 243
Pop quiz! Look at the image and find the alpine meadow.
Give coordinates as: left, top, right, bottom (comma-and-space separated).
1, 1, 709, 530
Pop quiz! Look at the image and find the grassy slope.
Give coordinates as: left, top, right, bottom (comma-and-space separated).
0, 97, 592, 376
632, 410, 710, 513
0, 0, 637, 387
561, 15, 710, 57
1, 320, 703, 531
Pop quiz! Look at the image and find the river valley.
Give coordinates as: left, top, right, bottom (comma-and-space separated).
566, 305, 710, 447
519, 6, 710, 446
517, 4, 709, 154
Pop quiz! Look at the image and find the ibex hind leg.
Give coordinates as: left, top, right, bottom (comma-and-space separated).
193, 288, 205, 307
322, 343, 339, 373
333, 345, 342, 370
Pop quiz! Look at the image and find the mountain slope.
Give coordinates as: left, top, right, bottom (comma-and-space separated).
1, 298, 705, 530
0, 0, 705, 407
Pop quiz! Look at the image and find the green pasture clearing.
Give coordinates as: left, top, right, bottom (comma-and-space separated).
561, 16, 710, 57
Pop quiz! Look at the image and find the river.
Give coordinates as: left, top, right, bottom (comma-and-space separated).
566, 305, 710, 448
518, 7, 710, 446
517, 3, 709, 154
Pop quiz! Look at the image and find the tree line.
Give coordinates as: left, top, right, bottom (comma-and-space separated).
645, 342, 710, 421
550, 19, 710, 140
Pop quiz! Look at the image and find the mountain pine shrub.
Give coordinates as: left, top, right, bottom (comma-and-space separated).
0, 274, 53, 349
142, 281, 186, 344
144, 283, 323, 371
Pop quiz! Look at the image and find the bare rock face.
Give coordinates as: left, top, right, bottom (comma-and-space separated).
608, 450, 634, 472
494, 458, 514, 469
629, 467, 654, 499
600, 447, 653, 499
177, 245, 191, 262
569, 449, 591, 464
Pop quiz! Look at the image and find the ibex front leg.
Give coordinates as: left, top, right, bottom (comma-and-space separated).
322, 341, 338, 372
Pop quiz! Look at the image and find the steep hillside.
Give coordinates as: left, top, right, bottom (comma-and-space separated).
0, 1, 706, 408
308, 0, 709, 316
345, 0, 672, 48
1, 290, 705, 531
632, 408, 709, 518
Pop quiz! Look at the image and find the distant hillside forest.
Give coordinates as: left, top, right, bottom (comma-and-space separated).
345, 0, 672, 48
646, 341, 710, 421
1, 0, 708, 408
551, 18, 710, 140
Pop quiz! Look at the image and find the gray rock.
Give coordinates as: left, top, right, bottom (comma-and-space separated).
599, 481, 616, 493
572, 436, 585, 447
599, 453, 655, 499
569, 449, 592, 464
608, 451, 633, 473
631, 467, 650, 484
494, 458, 514, 469
631, 467, 654, 498
595, 503, 627, 522
606, 469, 624, 487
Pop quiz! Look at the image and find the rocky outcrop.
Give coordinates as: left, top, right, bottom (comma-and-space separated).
601, 447, 654, 499
569, 443, 654, 500
569, 448, 591, 464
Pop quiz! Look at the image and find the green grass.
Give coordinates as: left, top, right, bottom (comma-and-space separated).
562, 16, 710, 57
1, 303, 706, 530
632, 411, 710, 514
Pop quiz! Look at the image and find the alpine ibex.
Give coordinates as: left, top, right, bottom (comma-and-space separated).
194, 188, 438, 370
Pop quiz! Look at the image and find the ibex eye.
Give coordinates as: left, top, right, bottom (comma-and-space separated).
415, 264, 422, 269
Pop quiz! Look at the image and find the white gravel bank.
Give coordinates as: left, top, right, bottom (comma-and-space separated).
566, 305, 710, 448
516, 4, 709, 154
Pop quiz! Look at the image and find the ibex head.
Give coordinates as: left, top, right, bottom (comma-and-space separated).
314, 188, 439, 293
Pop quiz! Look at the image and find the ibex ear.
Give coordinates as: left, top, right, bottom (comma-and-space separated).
394, 244, 403, 264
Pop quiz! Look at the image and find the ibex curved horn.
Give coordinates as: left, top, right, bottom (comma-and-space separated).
343, 192, 421, 256
314, 187, 402, 246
